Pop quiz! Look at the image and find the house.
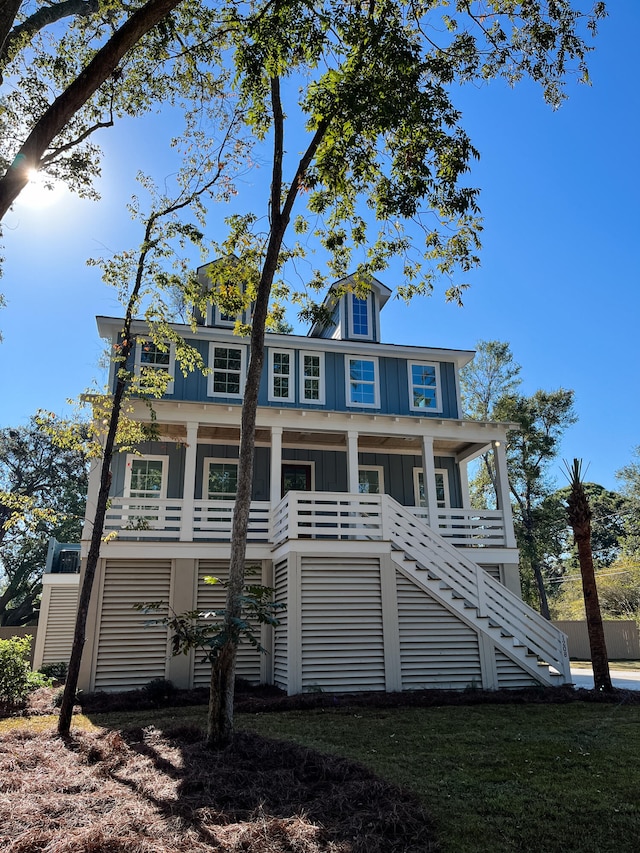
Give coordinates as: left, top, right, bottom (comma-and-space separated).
35, 266, 571, 693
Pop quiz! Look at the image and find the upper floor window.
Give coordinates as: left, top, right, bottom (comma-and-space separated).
349, 294, 372, 339
135, 340, 175, 394
346, 356, 379, 407
208, 344, 246, 398
299, 351, 325, 404
203, 458, 238, 500
408, 362, 442, 413
125, 455, 167, 499
268, 349, 295, 403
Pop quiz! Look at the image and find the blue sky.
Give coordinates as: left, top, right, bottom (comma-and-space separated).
1, 3, 638, 492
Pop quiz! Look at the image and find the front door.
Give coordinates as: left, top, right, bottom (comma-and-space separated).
281, 463, 312, 497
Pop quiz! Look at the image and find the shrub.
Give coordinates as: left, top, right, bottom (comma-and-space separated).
39, 661, 68, 682
143, 677, 177, 703
0, 636, 53, 706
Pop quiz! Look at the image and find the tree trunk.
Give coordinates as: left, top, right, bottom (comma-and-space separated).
566, 459, 613, 693
0, 0, 182, 219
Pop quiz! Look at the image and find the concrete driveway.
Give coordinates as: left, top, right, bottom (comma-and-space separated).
570, 666, 640, 691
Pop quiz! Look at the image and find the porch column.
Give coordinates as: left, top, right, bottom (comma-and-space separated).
493, 440, 517, 548
270, 426, 283, 505
81, 455, 103, 544
421, 435, 438, 521
347, 430, 359, 494
458, 459, 471, 509
179, 421, 199, 542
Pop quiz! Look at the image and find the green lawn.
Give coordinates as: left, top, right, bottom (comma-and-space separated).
3, 701, 639, 852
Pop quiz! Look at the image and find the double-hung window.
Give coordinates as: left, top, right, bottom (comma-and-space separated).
124, 454, 168, 529
358, 466, 384, 495
268, 349, 295, 402
299, 351, 325, 404
408, 362, 442, 413
208, 344, 246, 398
135, 339, 175, 394
414, 468, 450, 509
346, 356, 379, 408
349, 293, 373, 339
203, 458, 238, 500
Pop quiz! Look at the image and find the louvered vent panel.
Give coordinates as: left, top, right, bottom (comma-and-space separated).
42, 585, 79, 665
273, 558, 288, 690
396, 572, 482, 690
94, 560, 172, 690
300, 556, 384, 692
193, 561, 262, 687
483, 565, 501, 582
495, 648, 539, 688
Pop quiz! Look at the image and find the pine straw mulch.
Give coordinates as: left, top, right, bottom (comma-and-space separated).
0, 724, 436, 853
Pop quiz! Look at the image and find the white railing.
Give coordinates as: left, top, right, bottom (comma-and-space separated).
410, 507, 507, 546
192, 500, 270, 541
384, 496, 570, 681
103, 492, 509, 549
104, 498, 183, 539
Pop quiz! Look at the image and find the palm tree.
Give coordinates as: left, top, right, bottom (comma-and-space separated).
565, 459, 613, 692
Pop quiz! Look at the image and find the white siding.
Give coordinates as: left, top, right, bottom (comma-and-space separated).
273, 558, 288, 691
41, 585, 78, 666
94, 560, 172, 691
396, 572, 482, 689
193, 560, 262, 687
300, 556, 385, 692
495, 649, 539, 689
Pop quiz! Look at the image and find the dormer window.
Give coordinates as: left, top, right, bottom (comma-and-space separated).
349, 293, 373, 340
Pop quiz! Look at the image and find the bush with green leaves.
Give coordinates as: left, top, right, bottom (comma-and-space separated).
0, 635, 52, 705
38, 661, 69, 682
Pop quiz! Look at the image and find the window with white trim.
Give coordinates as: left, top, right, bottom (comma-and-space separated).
358, 466, 384, 495
408, 361, 442, 412
124, 455, 168, 498
203, 458, 238, 500
299, 351, 325, 404
207, 344, 246, 398
414, 468, 450, 509
346, 356, 379, 407
349, 293, 372, 339
268, 349, 295, 402
135, 340, 175, 394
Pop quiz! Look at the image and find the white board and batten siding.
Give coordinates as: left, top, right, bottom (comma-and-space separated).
40, 584, 79, 666
93, 560, 172, 691
299, 556, 386, 692
396, 573, 483, 690
193, 560, 262, 687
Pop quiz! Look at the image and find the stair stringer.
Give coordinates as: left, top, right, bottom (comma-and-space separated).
391, 553, 558, 688
381, 496, 571, 687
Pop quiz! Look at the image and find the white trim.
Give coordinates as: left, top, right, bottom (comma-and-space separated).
407, 361, 442, 413
358, 465, 384, 495
268, 348, 295, 403
413, 467, 450, 509
348, 292, 374, 341
124, 454, 168, 499
207, 303, 237, 328
345, 354, 380, 409
202, 456, 239, 499
134, 338, 176, 395
207, 342, 247, 399
299, 350, 326, 405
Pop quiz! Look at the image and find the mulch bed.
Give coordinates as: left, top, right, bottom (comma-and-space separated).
0, 724, 436, 852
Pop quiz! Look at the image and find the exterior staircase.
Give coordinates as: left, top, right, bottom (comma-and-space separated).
382, 496, 571, 687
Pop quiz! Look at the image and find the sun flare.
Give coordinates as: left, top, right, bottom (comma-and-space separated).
19, 169, 66, 209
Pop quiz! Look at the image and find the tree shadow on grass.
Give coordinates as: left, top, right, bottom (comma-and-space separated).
0, 723, 437, 852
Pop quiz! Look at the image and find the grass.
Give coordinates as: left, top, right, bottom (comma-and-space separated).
571, 660, 640, 672
2, 695, 639, 852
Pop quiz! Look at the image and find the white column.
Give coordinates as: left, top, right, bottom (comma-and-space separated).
458, 458, 471, 509
179, 421, 199, 542
81, 454, 103, 544
421, 435, 438, 523
270, 426, 283, 505
347, 430, 359, 494
493, 440, 517, 548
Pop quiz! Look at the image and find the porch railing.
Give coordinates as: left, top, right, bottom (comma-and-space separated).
102, 493, 508, 548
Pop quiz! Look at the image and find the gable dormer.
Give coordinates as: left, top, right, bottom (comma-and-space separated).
308, 273, 392, 343
196, 258, 254, 329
